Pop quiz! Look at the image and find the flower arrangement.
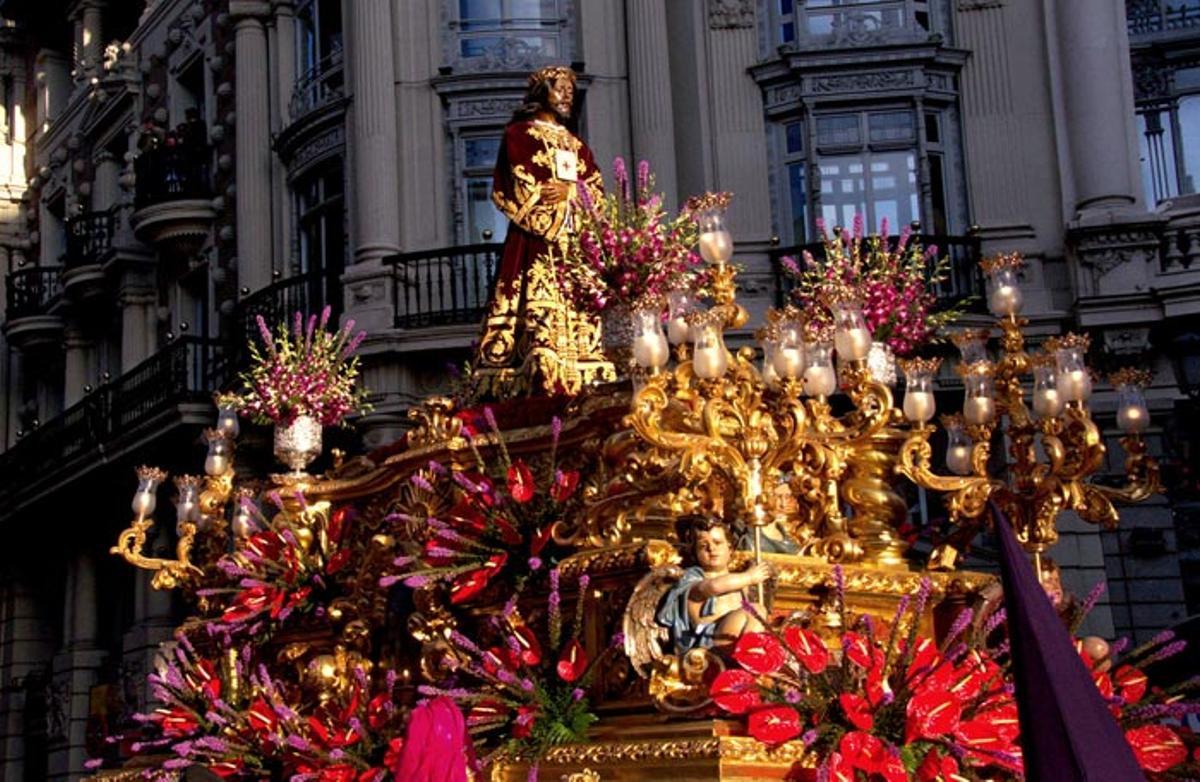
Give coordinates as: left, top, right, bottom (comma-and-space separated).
781, 216, 968, 357
710, 571, 1022, 780
564, 158, 709, 314
380, 409, 582, 605
423, 567, 621, 777
235, 306, 370, 427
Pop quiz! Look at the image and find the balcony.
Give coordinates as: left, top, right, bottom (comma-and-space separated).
0, 336, 226, 518
131, 143, 216, 258
60, 208, 116, 302
1128, 1, 1200, 37
386, 243, 501, 330
222, 270, 343, 377
769, 233, 984, 309
3, 266, 64, 349
290, 50, 346, 122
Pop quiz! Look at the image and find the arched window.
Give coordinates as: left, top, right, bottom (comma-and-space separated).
452, 0, 566, 67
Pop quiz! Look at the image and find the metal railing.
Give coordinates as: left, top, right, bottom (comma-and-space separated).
1128, 1, 1200, 35
290, 50, 345, 121
769, 233, 984, 309
0, 337, 225, 503
5, 266, 62, 320
63, 209, 116, 270
386, 243, 502, 329
134, 143, 213, 209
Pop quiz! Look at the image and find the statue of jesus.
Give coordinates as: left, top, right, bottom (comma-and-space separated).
471, 65, 616, 400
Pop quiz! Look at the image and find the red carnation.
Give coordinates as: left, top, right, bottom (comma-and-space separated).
747, 705, 802, 745
557, 638, 589, 683
1125, 724, 1188, 773
733, 632, 787, 675
710, 669, 761, 715
783, 626, 829, 674
507, 460, 535, 503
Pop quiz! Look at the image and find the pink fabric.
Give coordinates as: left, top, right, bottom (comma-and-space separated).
395, 697, 475, 782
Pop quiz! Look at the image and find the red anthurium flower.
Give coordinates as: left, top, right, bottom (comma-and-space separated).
244, 531, 284, 562
841, 632, 873, 669
550, 470, 580, 502
328, 506, 351, 544
285, 586, 312, 611
184, 659, 221, 700
747, 705, 802, 745
153, 706, 199, 738
357, 770, 386, 782
491, 517, 522, 546
734, 632, 787, 675
1114, 665, 1148, 704
1093, 669, 1114, 700
824, 752, 854, 782
1126, 724, 1188, 773
482, 647, 507, 675
866, 664, 893, 708
512, 624, 543, 667
221, 585, 275, 624
448, 500, 487, 534
838, 693, 874, 731
450, 567, 494, 605
246, 698, 278, 736
317, 765, 357, 782
268, 588, 287, 619
384, 737, 405, 777
906, 688, 963, 743
783, 627, 829, 674
839, 730, 887, 774
877, 753, 909, 782
367, 693, 391, 730
955, 715, 1020, 768
513, 704, 538, 739
906, 637, 940, 679
709, 669, 762, 715
917, 749, 961, 782
530, 524, 555, 558
423, 537, 458, 566
326, 548, 352, 575
974, 701, 1020, 743
557, 638, 589, 683
209, 760, 245, 779
507, 460, 536, 503
467, 699, 508, 726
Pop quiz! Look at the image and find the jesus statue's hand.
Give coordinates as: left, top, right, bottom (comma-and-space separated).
539, 180, 573, 205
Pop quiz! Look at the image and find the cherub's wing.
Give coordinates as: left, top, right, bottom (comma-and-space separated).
622, 565, 683, 676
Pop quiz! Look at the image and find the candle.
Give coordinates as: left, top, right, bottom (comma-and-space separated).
903, 390, 935, 423
693, 346, 727, 379
633, 331, 669, 369
1033, 388, 1062, 419
216, 406, 240, 438
1059, 369, 1090, 402
131, 490, 156, 518
699, 229, 733, 265
773, 345, 804, 379
835, 327, 871, 361
963, 396, 995, 425
668, 316, 690, 345
1117, 402, 1149, 434
947, 444, 973, 476
804, 365, 836, 397
988, 284, 1023, 317
762, 359, 779, 388
205, 453, 230, 476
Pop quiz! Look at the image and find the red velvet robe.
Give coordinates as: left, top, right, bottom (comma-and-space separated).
472, 119, 614, 399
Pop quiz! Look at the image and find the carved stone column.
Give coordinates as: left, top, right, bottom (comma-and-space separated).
62, 326, 94, 407
230, 1, 275, 294
78, 1, 104, 80
0, 575, 56, 781
345, 0, 400, 266
626, 0, 679, 208
48, 553, 106, 780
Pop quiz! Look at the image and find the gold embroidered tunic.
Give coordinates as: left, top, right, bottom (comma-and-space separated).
472, 119, 615, 399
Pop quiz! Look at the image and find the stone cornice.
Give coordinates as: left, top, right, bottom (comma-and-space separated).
228, 1, 272, 20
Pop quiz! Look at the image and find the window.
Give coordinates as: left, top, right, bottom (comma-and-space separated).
775, 108, 956, 243
774, 0, 931, 44
294, 0, 344, 117
455, 0, 563, 61
294, 163, 346, 313
461, 135, 506, 243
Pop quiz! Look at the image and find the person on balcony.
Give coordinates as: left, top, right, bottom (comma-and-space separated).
471, 65, 616, 400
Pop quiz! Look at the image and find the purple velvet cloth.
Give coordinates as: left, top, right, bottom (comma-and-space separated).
991, 502, 1146, 781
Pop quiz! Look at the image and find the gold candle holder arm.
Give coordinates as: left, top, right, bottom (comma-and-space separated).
111, 467, 204, 590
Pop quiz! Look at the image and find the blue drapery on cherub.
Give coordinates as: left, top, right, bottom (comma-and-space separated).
655, 565, 718, 653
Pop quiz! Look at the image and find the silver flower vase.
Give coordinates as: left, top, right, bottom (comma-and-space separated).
867, 342, 898, 386
274, 414, 323, 474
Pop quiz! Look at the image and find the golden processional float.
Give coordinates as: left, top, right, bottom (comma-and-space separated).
100, 206, 1162, 781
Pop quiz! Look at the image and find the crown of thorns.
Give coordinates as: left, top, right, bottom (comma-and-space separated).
528, 65, 576, 88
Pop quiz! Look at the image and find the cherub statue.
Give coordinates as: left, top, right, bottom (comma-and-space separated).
656, 515, 772, 653
738, 483, 803, 555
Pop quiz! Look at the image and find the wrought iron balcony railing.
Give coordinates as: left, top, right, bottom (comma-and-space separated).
134, 143, 213, 209
5, 266, 62, 321
769, 233, 984, 309
1128, 0, 1200, 36
290, 50, 346, 121
0, 337, 226, 506
386, 243, 501, 329
63, 209, 116, 270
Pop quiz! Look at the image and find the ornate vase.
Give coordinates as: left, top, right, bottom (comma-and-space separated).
274, 414, 323, 474
866, 341, 897, 386
601, 302, 633, 372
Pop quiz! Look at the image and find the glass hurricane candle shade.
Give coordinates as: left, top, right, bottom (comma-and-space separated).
831, 300, 872, 361
902, 371, 936, 424
174, 478, 202, 533
216, 403, 240, 439
803, 341, 837, 397
962, 372, 995, 425
666, 289, 696, 345
1032, 363, 1063, 419
1055, 346, 1092, 403
1116, 384, 1150, 434
772, 319, 805, 380
204, 431, 233, 476
691, 322, 729, 379
946, 425, 974, 476
131, 470, 163, 519
761, 338, 781, 388
631, 307, 669, 370
987, 266, 1024, 317
697, 210, 733, 265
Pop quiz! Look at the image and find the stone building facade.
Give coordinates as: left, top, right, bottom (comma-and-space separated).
0, 0, 1195, 778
